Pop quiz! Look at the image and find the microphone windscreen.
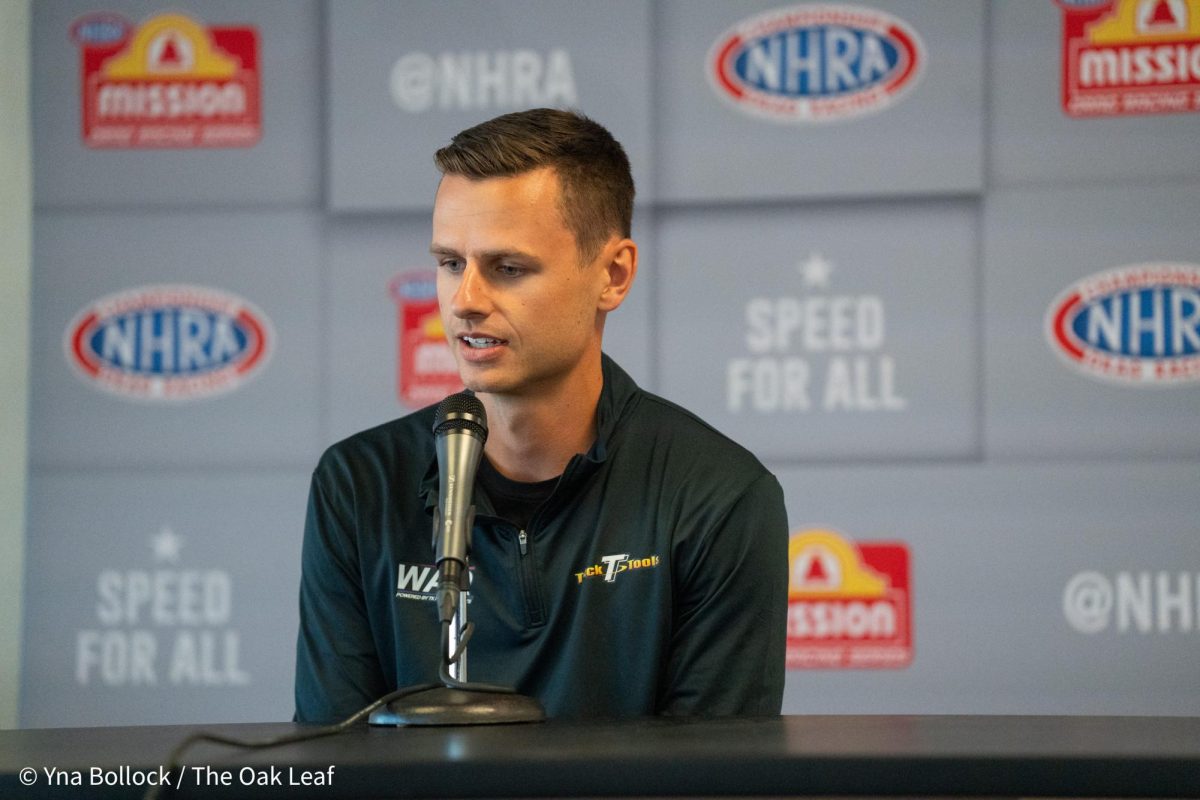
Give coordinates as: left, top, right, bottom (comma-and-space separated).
433, 392, 488, 439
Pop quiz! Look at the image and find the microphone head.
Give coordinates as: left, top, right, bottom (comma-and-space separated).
433, 391, 488, 441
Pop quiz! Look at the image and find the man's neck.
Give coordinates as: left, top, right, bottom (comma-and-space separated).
478, 360, 603, 483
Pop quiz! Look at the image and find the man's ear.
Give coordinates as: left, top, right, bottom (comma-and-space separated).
597, 238, 637, 313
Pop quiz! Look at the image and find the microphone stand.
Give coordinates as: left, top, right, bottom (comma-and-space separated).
369, 391, 544, 726
367, 587, 545, 725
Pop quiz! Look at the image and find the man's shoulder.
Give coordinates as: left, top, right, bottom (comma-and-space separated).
619, 387, 775, 487
603, 355, 763, 470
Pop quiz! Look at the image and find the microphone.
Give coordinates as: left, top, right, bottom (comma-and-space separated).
432, 392, 487, 625
368, 390, 544, 726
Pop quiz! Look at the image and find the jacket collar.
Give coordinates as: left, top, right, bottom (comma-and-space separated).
419, 353, 640, 515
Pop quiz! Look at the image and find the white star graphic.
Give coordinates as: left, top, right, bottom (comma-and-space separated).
798, 251, 834, 289
150, 525, 184, 564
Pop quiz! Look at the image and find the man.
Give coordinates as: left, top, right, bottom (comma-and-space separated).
295, 109, 787, 721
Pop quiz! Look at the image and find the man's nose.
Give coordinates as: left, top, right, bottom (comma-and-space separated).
450, 263, 491, 318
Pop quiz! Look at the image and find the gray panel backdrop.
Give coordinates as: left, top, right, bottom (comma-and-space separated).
990, 0, 1200, 186
22, 0, 1200, 728
33, 0, 321, 207
656, 0, 985, 201
778, 462, 1200, 715
327, 0, 655, 210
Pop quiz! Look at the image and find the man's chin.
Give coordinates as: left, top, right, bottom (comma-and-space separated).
457, 368, 513, 396
459, 373, 542, 400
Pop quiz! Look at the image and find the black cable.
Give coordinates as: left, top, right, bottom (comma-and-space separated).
142, 681, 438, 800
144, 618, 519, 799
438, 620, 516, 694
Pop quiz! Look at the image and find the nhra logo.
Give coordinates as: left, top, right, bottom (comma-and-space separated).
1058, 0, 1200, 117
786, 529, 912, 669
64, 285, 273, 402
1046, 263, 1200, 384
75, 11, 261, 147
708, 4, 925, 123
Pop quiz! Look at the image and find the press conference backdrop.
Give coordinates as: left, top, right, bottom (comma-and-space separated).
22, 0, 1200, 726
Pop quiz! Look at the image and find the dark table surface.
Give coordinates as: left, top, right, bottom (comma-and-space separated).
3, 715, 1200, 798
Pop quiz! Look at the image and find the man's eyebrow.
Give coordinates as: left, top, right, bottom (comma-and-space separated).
429, 245, 540, 263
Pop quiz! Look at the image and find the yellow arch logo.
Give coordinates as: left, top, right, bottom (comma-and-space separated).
421, 314, 446, 339
102, 13, 239, 79
788, 529, 888, 600
1088, 0, 1200, 43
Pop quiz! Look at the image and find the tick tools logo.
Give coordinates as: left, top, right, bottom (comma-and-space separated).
1058, 0, 1200, 117
574, 553, 661, 585
1046, 263, 1200, 384
64, 284, 273, 401
73, 11, 261, 147
708, 4, 925, 123
389, 271, 462, 407
786, 529, 912, 668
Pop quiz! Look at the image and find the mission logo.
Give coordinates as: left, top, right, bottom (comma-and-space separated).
73, 11, 261, 147
786, 529, 912, 669
708, 4, 925, 123
65, 285, 273, 401
389, 271, 462, 407
1046, 263, 1200, 384
1059, 0, 1200, 117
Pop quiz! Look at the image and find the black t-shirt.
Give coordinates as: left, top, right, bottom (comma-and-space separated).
476, 457, 558, 532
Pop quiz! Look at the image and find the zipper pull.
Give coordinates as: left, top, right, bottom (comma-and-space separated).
518, 529, 528, 556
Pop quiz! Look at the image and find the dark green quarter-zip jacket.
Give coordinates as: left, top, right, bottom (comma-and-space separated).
295, 355, 788, 722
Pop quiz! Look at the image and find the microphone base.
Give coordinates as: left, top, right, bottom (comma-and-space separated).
368, 686, 546, 727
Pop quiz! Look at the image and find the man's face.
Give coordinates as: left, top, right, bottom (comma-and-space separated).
431, 167, 611, 398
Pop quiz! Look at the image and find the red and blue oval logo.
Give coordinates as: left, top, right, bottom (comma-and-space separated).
1046, 264, 1200, 385
64, 285, 274, 401
69, 12, 132, 47
708, 4, 925, 124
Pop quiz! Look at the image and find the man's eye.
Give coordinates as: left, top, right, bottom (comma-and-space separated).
438, 259, 464, 273
497, 264, 524, 277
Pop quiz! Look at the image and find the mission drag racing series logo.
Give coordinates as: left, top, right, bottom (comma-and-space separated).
73, 11, 261, 147
708, 3, 925, 123
389, 271, 463, 407
787, 529, 912, 668
75, 525, 250, 689
727, 252, 906, 414
1058, 0, 1200, 117
65, 284, 273, 401
1046, 263, 1200, 384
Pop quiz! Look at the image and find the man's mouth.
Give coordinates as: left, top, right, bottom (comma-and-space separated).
460, 335, 505, 349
